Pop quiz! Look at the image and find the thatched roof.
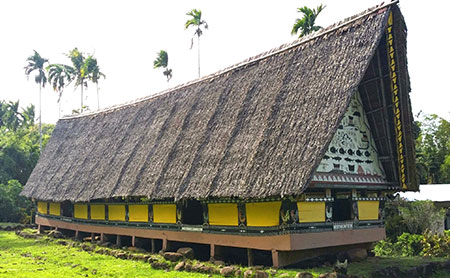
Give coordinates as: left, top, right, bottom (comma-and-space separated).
22, 2, 417, 202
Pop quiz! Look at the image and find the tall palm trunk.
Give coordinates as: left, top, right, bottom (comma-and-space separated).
96, 83, 100, 110
80, 82, 84, 113
197, 33, 200, 78
39, 84, 42, 154
58, 100, 61, 119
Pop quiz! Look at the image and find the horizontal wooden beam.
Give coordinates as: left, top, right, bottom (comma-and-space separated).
36, 215, 384, 252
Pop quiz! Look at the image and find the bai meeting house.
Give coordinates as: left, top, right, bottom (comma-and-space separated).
22, 2, 418, 267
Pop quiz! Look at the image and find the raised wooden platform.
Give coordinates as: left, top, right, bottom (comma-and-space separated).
36, 215, 385, 267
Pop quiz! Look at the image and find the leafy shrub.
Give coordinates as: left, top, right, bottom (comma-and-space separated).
399, 201, 446, 234
384, 199, 409, 240
396, 233, 424, 256
421, 230, 450, 258
384, 199, 445, 240
374, 231, 450, 258
373, 239, 396, 257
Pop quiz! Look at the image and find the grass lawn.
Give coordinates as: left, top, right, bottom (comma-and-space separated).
346, 256, 448, 277
0, 231, 220, 278
0, 230, 448, 278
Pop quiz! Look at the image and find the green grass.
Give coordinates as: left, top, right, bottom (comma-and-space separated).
346, 256, 447, 277
0, 230, 448, 278
0, 231, 220, 278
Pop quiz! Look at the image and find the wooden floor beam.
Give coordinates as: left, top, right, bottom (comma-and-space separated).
37, 216, 384, 253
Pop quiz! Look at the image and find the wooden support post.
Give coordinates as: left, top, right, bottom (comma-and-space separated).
211, 244, 225, 260
247, 248, 254, 267
131, 236, 136, 247
210, 244, 215, 260
100, 233, 105, 242
91, 233, 95, 243
162, 238, 168, 252
37, 224, 42, 234
116, 235, 122, 247
74, 230, 79, 240
271, 250, 279, 268
151, 239, 156, 253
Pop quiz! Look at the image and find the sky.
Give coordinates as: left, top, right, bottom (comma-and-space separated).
0, 0, 449, 124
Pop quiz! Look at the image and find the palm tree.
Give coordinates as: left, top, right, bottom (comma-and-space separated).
291, 5, 325, 37
153, 50, 172, 83
65, 48, 89, 113
47, 64, 74, 118
185, 9, 208, 77
21, 104, 35, 128
2, 101, 21, 131
25, 50, 48, 154
85, 56, 105, 110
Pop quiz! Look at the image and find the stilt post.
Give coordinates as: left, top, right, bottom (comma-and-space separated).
247, 248, 254, 267
162, 238, 168, 252
271, 250, 279, 268
151, 239, 156, 253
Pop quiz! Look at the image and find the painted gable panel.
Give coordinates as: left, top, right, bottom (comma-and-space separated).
316, 91, 385, 177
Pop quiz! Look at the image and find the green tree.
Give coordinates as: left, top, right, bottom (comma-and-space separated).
415, 114, 450, 183
1, 101, 21, 131
0, 180, 33, 223
441, 155, 450, 182
0, 101, 53, 223
385, 199, 446, 240
24, 50, 48, 153
66, 48, 89, 113
291, 5, 326, 37
85, 56, 105, 110
0, 101, 35, 131
153, 50, 173, 83
185, 9, 208, 77
47, 63, 74, 118
0, 102, 53, 185
62, 49, 105, 113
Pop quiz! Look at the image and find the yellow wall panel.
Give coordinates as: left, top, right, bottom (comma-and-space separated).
129, 205, 148, 222
208, 203, 238, 226
358, 201, 379, 220
246, 201, 281, 227
297, 202, 325, 223
37, 202, 47, 214
108, 205, 126, 221
74, 204, 88, 219
49, 202, 60, 216
153, 204, 176, 224
90, 204, 105, 220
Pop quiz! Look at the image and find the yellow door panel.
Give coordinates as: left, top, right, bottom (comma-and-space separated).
208, 203, 238, 226
246, 201, 281, 227
297, 202, 325, 223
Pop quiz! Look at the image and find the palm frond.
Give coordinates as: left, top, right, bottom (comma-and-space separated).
153, 50, 168, 69
292, 4, 326, 37
24, 50, 48, 86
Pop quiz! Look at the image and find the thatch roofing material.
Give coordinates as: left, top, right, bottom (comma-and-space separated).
23, 4, 405, 202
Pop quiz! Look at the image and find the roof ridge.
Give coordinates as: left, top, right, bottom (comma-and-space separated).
62, 0, 397, 121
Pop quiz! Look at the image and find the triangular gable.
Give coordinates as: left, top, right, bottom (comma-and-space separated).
315, 91, 385, 179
